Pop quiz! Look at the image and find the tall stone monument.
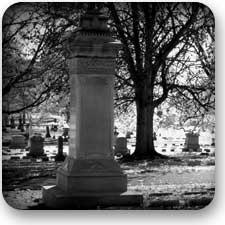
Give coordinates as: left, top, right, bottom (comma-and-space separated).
43, 9, 142, 209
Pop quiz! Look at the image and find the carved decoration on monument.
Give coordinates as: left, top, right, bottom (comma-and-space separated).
68, 58, 115, 75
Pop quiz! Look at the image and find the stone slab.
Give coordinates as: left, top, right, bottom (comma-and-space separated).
42, 185, 143, 209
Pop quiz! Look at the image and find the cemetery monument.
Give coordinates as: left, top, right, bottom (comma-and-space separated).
43, 8, 143, 208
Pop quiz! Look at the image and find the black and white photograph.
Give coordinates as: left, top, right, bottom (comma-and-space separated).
2, 2, 215, 210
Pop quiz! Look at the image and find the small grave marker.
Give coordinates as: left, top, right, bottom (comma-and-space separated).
55, 136, 65, 161
10, 135, 26, 149
28, 133, 45, 157
114, 137, 130, 156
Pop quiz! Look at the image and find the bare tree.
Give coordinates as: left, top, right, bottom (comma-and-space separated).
107, 2, 215, 159
2, 3, 76, 114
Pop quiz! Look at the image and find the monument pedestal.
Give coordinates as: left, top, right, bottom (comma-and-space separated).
56, 157, 127, 193
43, 157, 142, 209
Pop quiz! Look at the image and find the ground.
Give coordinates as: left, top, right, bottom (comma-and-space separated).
2, 126, 215, 209
2, 153, 215, 210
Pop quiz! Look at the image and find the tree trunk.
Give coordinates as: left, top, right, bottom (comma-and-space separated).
132, 81, 160, 159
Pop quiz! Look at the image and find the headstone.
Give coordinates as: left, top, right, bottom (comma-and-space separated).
43, 8, 142, 209
113, 128, 119, 147
200, 152, 209, 156
62, 127, 69, 137
10, 116, 15, 128
194, 147, 202, 152
24, 123, 30, 139
55, 136, 65, 161
51, 118, 58, 131
45, 125, 51, 138
204, 149, 210, 153
10, 135, 26, 149
62, 127, 69, 141
28, 133, 44, 157
184, 133, 200, 151
28, 123, 33, 139
114, 137, 130, 156
153, 132, 157, 140
2, 127, 7, 132
10, 156, 20, 160
17, 116, 24, 131
2, 113, 9, 129
126, 131, 131, 139
211, 138, 215, 146
182, 148, 189, 152
2, 138, 11, 147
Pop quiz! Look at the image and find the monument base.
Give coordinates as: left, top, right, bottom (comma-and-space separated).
56, 157, 128, 193
42, 185, 143, 209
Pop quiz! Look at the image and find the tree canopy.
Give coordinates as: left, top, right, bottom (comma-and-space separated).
2, 2, 215, 158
